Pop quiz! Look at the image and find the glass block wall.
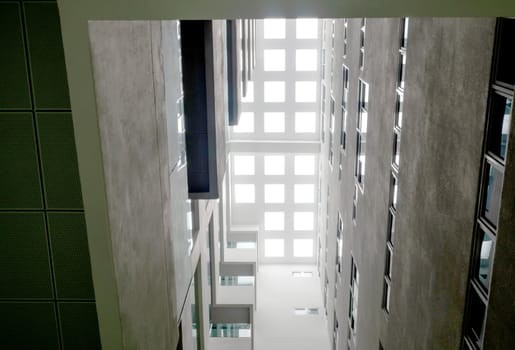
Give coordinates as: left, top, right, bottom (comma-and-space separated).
0, 1, 101, 348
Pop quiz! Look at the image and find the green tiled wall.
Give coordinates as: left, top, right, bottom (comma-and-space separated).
0, 2, 100, 349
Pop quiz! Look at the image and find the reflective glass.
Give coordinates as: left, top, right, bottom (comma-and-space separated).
487, 94, 512, 161
482, 162, 503, 228
476, 228, 494, 290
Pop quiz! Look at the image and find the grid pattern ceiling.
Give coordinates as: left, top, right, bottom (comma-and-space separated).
229, 19, 321, 263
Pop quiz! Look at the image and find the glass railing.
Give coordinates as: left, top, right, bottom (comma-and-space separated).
219, 276, 255, 286
210, 323, 251, 338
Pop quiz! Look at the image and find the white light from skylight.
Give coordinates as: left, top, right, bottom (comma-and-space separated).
295, 81, 317, 102
294, 239, 313, 257
233, 112, 254, 133
264, 155, 285, 175
264, 112, 285, 133
234, 184, 255, 203
233, 155, 255, 175
265, 81, 286, 102
264, 19, 286, 39
296, 49, 317, 71
265, 238, 285, 257
295, 112, 316, 133
296, 19, 318, 39
241, 81, 254, 103
294, 184, 314, 203
264, 212, 285, 231
294, 155, 316, 175
294, 211, 314, 231
265, 184, 285, 203
264, 50, 286, 71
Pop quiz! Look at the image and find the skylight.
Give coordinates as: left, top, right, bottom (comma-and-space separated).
296, 49, 318, 71
264, 19, 286, 39
293, 239, 314, 257
233, 112, 254, 133
295, 112, 316, 133
296, 19, 318, 39
264, 81, 286, 102
233, 155, 255, 175
265, 239, 285, 257
264, 50, 286, 71
294, 184, 315, 203
265, 184, 285, 203
264, 112, 285, 133
264, 211, 285, 231
294, 155, 316, 175
264, 155, 285, 175
294, 211, 314, 231
295, 81, 317, 102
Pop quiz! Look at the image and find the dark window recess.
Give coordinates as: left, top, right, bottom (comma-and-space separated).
487, 93, 512, 161
464, 288, 486, 348
494, 19, 515, 87
390, 174, 398, 210
226, 20, 240, 126
393, 130, 401, 167
481, 161, 503, 228
395, 91, 404, 128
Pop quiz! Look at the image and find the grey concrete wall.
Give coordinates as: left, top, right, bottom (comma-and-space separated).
88, 21, 194, 349
385, 18, 495, 349
320, 17, 496, 350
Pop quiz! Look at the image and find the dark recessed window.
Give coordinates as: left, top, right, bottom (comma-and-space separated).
487, 93, 512, 161
398, 53, 406, 89
390, 173, 399, 210
481, 160, 503, 228
465, 288, 486, 348
385, 244, 393, 279
494, 19, 515, 87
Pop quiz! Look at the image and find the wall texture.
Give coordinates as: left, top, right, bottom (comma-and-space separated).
0, 1, 100, 349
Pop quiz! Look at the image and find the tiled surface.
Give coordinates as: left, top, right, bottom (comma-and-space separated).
0, 2, 99, 348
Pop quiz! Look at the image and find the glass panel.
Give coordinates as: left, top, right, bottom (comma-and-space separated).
234, 184, 255, 203
294, 155, 316, 175
219, 276, 255, 286
294, 239, 314, 257
476, 228, 494, 290
294, 307, 319, 315
264, 212, 285, 231
264, 155, 285, 175
398, 52, 406, 89
391, 174, 398, 209
487, 93, 512, 161
295, 81, 317, 102
294, 211, 314, 231
295, 112, 317, 133
395, 92, 404, 128
241, 81, 254, 103
385, 246, 392, 279
296, 49, 318, 71
264, 238, 284, 257
294, 184, 315, 203
264, 112, 285, 133
387, 210, 396, 244
481, 161, 503, 228
264, 49, 285, 71
264, 81, 285, 102
233, 155, 255, 175
393, 131, 401, 167
264, 19, 285, 39
296, 18, 318, 39
233, 112, 254, 133
210, 323, 251, 338
264, 184, 285, 203
383, 280, 390, 312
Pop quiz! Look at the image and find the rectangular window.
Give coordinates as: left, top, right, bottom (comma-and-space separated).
390, 173, 399, 210
474, 225, 495, 291
355, 80, 369, 187
480, 159, 503, 228
393, 130, 401, 168
294, 307, 319, 315
486, 92, 512, 161
349, 257, 359, 335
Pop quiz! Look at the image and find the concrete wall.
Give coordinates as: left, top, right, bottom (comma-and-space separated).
319, 17, 496, 350
88, 21, 195, 349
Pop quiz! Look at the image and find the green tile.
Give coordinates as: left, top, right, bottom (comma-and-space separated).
47, 212, 94, 299
24, 2, 70, 109
37, 112, 83, 209
0, 302, 59, 349
0, 212, 53, 298
0, 3, 32, 110
0, 113, 43, 209
58, 302, 101, 350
